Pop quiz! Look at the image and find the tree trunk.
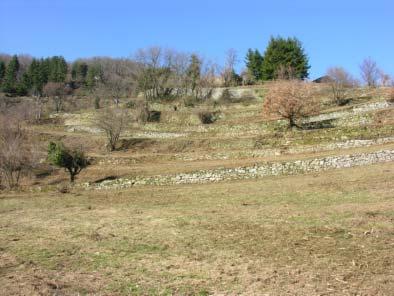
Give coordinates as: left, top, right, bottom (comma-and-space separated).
289, 117, 297, 129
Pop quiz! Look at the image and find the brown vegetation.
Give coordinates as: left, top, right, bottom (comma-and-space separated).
326, 67, 358, 105
0, 113, 36, 188
360, 57, 380, 88
95, 108, 128, 151
262, 80, 319, 128
43, 82, 72, 112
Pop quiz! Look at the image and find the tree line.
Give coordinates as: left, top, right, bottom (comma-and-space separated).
1, 36, 392, 103
0, 37, 311, 101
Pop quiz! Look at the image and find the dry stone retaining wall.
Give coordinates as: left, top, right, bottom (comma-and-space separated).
176, 137, 394, 161
306, 101, 392, 123
88, 149, 394, 190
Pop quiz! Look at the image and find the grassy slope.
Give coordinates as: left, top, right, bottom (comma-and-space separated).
1, 162, 393, 295
1, 86, 393, 295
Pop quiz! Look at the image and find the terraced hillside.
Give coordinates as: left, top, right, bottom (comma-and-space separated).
1, 85, 394, 295
27, 86, 394, 188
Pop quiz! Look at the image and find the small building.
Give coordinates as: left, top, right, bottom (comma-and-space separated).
313, 75, 333, 83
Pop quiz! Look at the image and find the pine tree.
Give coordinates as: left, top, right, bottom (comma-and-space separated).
27, 59, 46, 95
0, 61, 5, 86
86, 64, 102, 90
71, 61, 88, 84
261, 36, 310, 80
2, 55, 20, 94
41, 58, 51, 83
245, 49, 264, 81
48, 56, 68, 82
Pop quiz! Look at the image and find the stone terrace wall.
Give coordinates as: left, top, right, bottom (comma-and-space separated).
87, 149, 394, 190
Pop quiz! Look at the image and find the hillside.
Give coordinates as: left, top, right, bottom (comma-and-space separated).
1, 84, 394, 295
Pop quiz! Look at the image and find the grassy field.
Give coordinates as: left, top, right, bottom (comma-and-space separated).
1, 86, 394, 295
1, 162, 393, 295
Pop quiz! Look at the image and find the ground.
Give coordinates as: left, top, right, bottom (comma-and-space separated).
1, 163, 393, 295
0, 85, 393, 295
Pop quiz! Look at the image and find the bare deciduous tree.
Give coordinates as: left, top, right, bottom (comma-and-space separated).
262, 80, 319, 128
43, 82, 72, 113
327, 67, 358, 105
360, 57, 380, 88
0, 114, 36, 188
379, 70, 392, 87
135, 46, 173, 100
222, 49, 239, 87
95, 108, 128, 151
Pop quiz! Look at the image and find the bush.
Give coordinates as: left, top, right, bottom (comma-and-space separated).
388, 88, 394, 103
219, 89, 232, 103
48, 141, 89, 183
198, 111, 219, 124
0, 114, 37, 188
147, 110, 161, 122
262, 80, 319, 128
135, 101, 150, 123
183, 96, 199, 108
95, 108, 127, 151
125, 100, 135, 109
94, 97, 101, 109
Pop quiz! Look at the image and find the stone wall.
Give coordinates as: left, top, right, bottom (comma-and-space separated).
86, 149, 394, 190
306, 101, 392, 123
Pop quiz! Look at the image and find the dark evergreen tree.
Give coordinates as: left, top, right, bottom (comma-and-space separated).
0, 61, 5, 86
71, 61, 88, 83
41, 58, 51, 83
2, 55, 20, 94
245, 49, 263, 81
16, 72, 30, 96
261, 36, 310, 80
27, 59, 46, 95
86, 64, 103, 90
48, 56, 68, 82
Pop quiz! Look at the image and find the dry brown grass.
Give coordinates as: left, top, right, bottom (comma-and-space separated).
1, 86, 393, 294
1, 162, 393, 295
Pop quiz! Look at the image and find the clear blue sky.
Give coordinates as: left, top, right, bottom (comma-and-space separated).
1, 0, 393, 79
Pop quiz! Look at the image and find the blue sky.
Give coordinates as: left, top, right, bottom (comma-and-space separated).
1, 0, 393, 79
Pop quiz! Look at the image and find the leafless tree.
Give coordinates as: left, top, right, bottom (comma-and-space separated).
135, 47, 184, 100
0, 113, 37, 188
222, 49, 239, 87
360, 57, 380, 88
33, 95, 46, 122
95, 108, 128, 151
43, 82, 72, 112
262, 80, 319, 128
379, 70, 392, 87
327, 67, 358, 105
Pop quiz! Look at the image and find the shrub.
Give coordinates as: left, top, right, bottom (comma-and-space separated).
94, 96, 101, 109
198, 111, 219, 124
135, 101, 150, 123
0, 114, 37, 188
147, 110, 161, 122
326, 67, 358, 105
43, 82, 72, 113
183, 96, 199, 108
95, 108, 127, 151
388, 88, 394, 103
219, 89, 232, 103
125, 100, 135, 109
262, 80, 319, 128
48, 141, 89, 183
